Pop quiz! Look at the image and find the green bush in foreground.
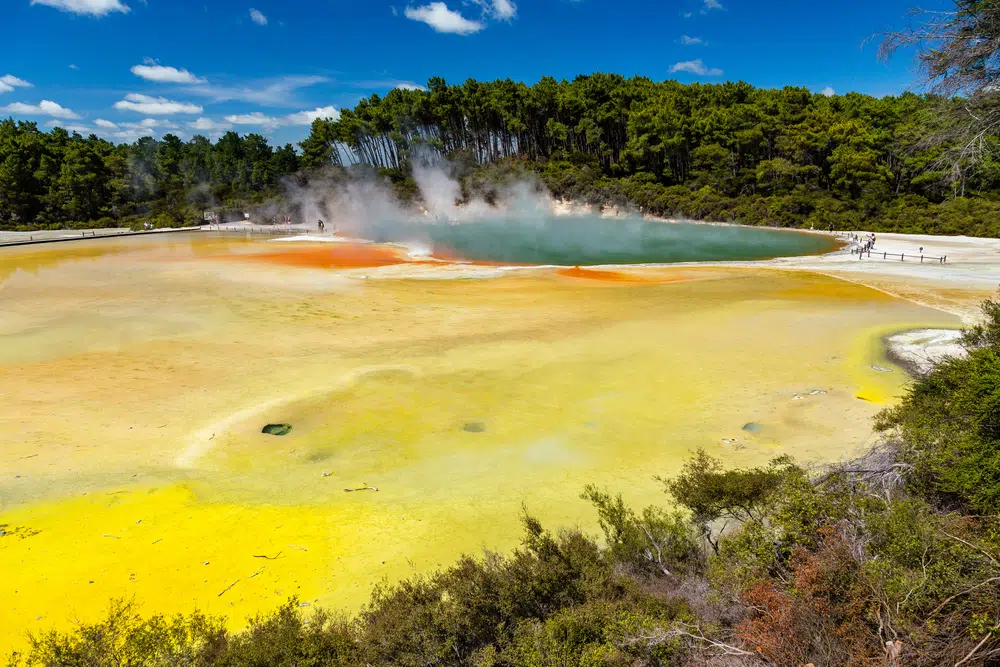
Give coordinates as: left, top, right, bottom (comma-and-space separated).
876, 293, 1000, 513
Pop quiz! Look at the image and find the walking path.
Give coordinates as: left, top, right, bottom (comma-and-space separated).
0, 223, 316, 247
749, 231, 1000, 323
0, 226, 199, 247
760, 231, 1000, 288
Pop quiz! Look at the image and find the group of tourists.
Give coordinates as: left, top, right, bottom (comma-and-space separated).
852, 233, 877, 256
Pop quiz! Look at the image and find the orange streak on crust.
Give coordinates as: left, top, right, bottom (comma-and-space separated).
221, 244, 411, 269
555, 266, 686, 283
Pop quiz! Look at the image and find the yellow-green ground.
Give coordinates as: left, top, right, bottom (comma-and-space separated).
0, 233, 961, 648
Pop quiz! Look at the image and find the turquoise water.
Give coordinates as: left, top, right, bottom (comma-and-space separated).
368, 215, 838, 265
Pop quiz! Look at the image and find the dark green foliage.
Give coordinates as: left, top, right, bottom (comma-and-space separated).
581, 485, 699, 576
496, 598, 689, 667
15, 598, 228, 666
0, 122, 299, 231
215, 602, 358, 667
660, 450, 796, 555
10, 599, 357, 667
876, 295, 1000, 513
355, 513, 626, 666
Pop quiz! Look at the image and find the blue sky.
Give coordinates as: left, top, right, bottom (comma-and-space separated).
3, 0, 953, 146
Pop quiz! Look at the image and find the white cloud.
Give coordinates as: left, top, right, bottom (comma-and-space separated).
113, 93, 203, 114
94, 118, 118, 128
30, 0, 130, 17
703, 0, 723, 9
186, 75, 328, 106
821, 86, 836, 97
0, 75, 33, 94
1, 75, 33, 88
69, 64, 80, 70
669, 59, 723, 76
104, 118, 181, 142
405, 2, 484, 35
469, 0, 516, 20
490, 0, 516, 20
225, 112, 281, 128
354, 79, 428, 91
45, 120, 94, 133
124, 118, 177, 130
680, 35, 702, 45
218, 107, 340, 130
131, 63, 206, 84
249, 8, 267, 25
190, 117, 233, 132
1, 100, 80, 119
285, 106, 340, 125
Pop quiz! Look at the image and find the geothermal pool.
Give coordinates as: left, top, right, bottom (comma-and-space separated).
0, 225, 959, 646
364, 215, 839, 264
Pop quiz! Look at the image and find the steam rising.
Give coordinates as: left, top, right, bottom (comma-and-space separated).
283, 152, 554, 240
281, 156, 837, 266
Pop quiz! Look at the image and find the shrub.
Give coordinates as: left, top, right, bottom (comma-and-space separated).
876, 295, 1000, 513
581, 486, 700, 577
15, 598, 227, 667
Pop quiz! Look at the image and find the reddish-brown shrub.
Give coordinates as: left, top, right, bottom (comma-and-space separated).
736, 531, 883, 666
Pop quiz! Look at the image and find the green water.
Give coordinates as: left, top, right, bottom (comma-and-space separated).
369, 215, 838, 265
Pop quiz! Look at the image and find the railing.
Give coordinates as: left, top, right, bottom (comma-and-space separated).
850, 247, 947, 264
0, 225, 310, 248
203, 225, 308, 236
0, 226, 197, 248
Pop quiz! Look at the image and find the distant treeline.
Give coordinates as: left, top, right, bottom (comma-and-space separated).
305, 76, 1000, 235
5, 74, 1000, 234
0, 120, 299, 230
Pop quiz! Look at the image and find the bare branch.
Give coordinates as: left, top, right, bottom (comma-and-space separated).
879, 3, 1000, 181
941, 530, 1000, 566
622, 622, 765, 662
638, 522, 672, 576
930, 577, 1000, 617
955, 632, 994, 666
